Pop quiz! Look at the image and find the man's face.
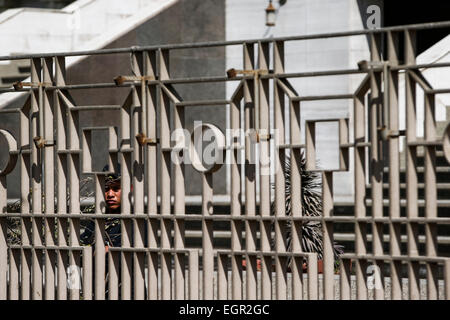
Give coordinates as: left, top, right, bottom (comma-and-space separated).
105, 181, 121, 211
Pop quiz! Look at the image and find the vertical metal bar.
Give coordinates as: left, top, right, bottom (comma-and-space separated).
30, 57, 43, 300
354, 91, 368, 299
144, 51, 158, 220
305, 121, 320, 300
445, 259, 450, 300
231, 83, 244, 299
387, 31, 402, 300
134, 171, 146, 300
231, 111, 243, 304
67, 158, 80, 303
65, 65, 81, 299
132, 77, 146, 300
354, 83, 367, 301
131, 86, 144, 300
0, 176, 5, 214
424, 90, 438, 300
273, 40, 284, 73
82, 246, 92, 300
108, 251, 119, 300
231, 120, 244, 297
202, 173, 214, 299
369, 31, 384, 255
322, 171, 334, 300
159, 49, 172, 300
307, 253, 318, 300
369, 34, 383, 228
81, 130, 92, 173
339, 119, 350, 171
367, 33, 384, 301
189, 250, 199, 300
14, 96, 29, 300
144, 49, 158, 301
273, 40, 287, 300
173, 100, 185, 300
217, 253, 228, 300
305, 122, 315, 171
42, 57, 56, 300
354, 79, 368, 299
340, 259, 351, 300
147, 252, 158, 300
258, 41, 272, 300
424, 94, 437, 250
427, 262, 439, 300
131, 52, 147, 300
54, 56, 68, 300
231, 250, 242, 300
404, 31, 420, 298
369, 34, 383, 225
290, 99, 303, 300
243, 43, 254, 300
9, 249, 20, 299
355, 258, 367, 301
404, 30, 421, 300
20, 96, 32, 300
0, 176, 7, 300
120, 92, 133, 300
291, 257, 303, 300
94, 174, 105, 300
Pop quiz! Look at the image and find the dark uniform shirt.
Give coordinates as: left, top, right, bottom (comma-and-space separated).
80, 218, 121, 247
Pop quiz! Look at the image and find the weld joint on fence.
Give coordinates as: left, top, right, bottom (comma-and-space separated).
257, 132, 272, 142
13, 81, 53, 90
33, 136, 55, 149
226, 68, 269, 79
379, 127, 405, 140
136, 133, 158, 146
357, 59, 388, 71
246, 130, 272, 143
113, 75, 155, 85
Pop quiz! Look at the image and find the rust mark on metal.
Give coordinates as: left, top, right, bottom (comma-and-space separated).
257, 132, 272, 142
226, 68, 268, 79
379, 126, 405, 140
357, 59, 388, 71
136, 133, 158, 146
33, 136, 55, 148
13, 81, 52, 90
114, 75, 155, 85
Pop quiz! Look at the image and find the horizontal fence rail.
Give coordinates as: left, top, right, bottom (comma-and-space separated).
0, 21, 450, 300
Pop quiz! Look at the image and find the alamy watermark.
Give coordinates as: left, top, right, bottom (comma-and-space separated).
67, 265, 82, 290
366, 5, 381, 30
366, 264, 383, 290
171, 121, 282, 175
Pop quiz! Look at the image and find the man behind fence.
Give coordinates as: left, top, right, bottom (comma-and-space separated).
80, 168, 121, 247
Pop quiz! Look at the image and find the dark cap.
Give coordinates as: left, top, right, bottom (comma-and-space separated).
103, 164, 121, 186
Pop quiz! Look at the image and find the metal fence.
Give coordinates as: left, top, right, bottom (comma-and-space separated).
0, 21, 450, 300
